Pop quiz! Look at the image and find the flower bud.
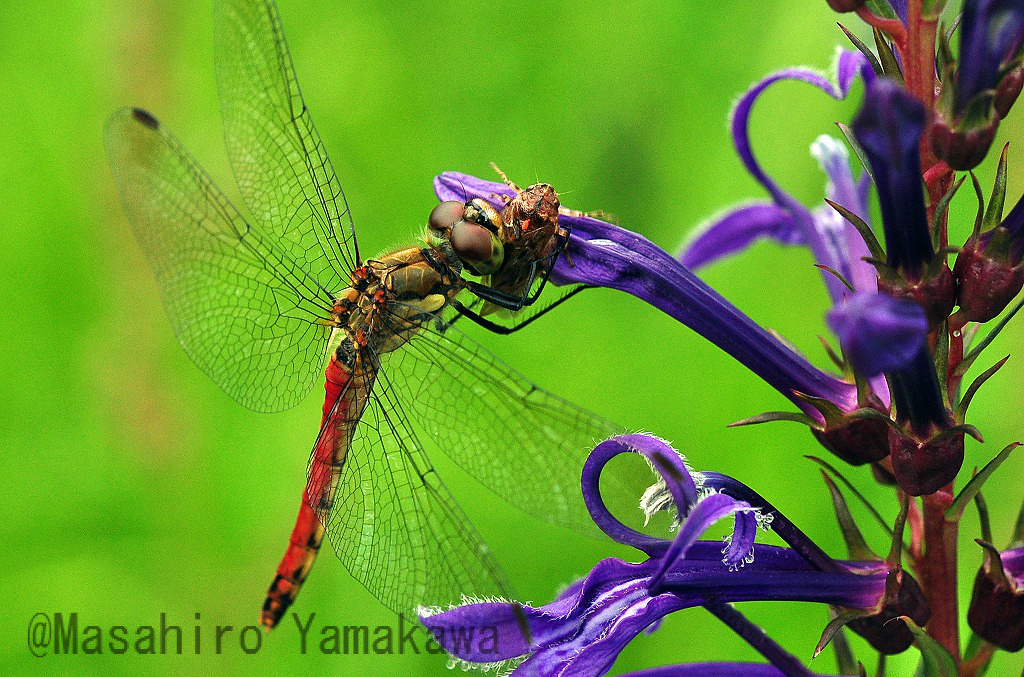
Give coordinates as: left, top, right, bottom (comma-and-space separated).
930, 114, 999, 171
995, 65, 1024, 118
826, 0, 866, 12
848, 569, 930, 654
954, 229, 1024, 322
811, 393, 891, 465
887, 425, 963, 496
967, 546, 1024, 652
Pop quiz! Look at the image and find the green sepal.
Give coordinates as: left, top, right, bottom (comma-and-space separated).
930, 176, 965, 252
830, 620, 858, 676
945, 441, 1020, 522
806, 455, 897, 537
839, 23, 884, 77
865, 0, 898, 19
727, 411, 816, 428
930, 423, 983, 445
970, 171, 985, 240
886, 494, 909, 567
982, 143, 1010, 231
815, 608, 872, 658
933, 319, 950, 403
821, 470, 880, 562
874, 29, 904, 84
975, 539, 1011, 587
819, 335, 847, 371
899, 616, 959, 677
954, 355, 1010, 423
1011, 497, 1024, 549
825, 198, 885, 260
936, 22, 957, 78
956, 296, 1024, 377
836, 122, 876, 186
975, 488, 993, 547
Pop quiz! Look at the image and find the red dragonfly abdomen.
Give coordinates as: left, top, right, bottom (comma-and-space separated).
260, 352, 372, 630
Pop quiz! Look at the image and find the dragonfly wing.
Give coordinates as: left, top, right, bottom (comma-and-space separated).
106, 108, 334, 412
215, 0, 358, 288
377, 305, 641, 536
315, 369, 513, 617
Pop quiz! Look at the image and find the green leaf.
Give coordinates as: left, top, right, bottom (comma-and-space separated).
1010, 494, 1024, 549
976, 488, 993, 545
899, 616, 958, 677
954, 355, 1009, 422
946, 442, 1020, 522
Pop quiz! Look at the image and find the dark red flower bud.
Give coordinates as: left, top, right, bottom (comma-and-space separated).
930, 116, 999, 171
826, 0, 866, 12
811, 395, 891, 465
954, 231, 1024, 322
995, 65, 1024, 119
848, 569, 931, 654
967, 550, 1024, 652
887, 426, 963, 496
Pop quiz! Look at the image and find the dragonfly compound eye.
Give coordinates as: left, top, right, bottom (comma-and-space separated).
428, 201, 465, 232
451, 219, 504, 276
462, 198, 503, 234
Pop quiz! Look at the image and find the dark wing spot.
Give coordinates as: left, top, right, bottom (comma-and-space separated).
131, 108, 159, 129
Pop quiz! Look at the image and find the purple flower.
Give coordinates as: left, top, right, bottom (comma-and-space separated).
827, 291, 947, 436
956, 0, 1024, 117
420, 435, 914, 676
827, 292, 927, 377
851, 79, 933, 279
680, 51, 875, 304
434, 173, 857, 417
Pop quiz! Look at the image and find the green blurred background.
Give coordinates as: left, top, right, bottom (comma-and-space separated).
4, 0, 1023, 674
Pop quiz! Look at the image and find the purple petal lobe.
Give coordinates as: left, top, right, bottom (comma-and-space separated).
678, 202, 802, 270
827, 292, 927, 376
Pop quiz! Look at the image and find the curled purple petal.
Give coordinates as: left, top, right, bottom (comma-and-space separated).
648, 492, 755, 591
826, 291, 928, 376
730, 49, 872, 299
678, 202, 802, 270
581, 435, 698, 557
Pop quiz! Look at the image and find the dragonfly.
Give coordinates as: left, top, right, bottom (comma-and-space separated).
106, 0, 635, 631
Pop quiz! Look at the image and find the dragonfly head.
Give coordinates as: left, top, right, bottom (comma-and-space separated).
428, 200, 505, 277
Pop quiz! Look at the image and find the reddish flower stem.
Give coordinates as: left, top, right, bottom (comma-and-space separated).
923, 490, 961, 664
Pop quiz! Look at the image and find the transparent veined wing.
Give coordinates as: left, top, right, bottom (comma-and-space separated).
310, 369, 513, 617
215, 0, 358, 292
106, 108, 335, 412
374, 303, 641, 537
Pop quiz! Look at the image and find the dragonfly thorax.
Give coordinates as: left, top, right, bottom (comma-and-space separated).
333, 247, 459, 358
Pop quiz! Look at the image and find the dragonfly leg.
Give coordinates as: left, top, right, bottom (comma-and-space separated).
449, 285, 593, 335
